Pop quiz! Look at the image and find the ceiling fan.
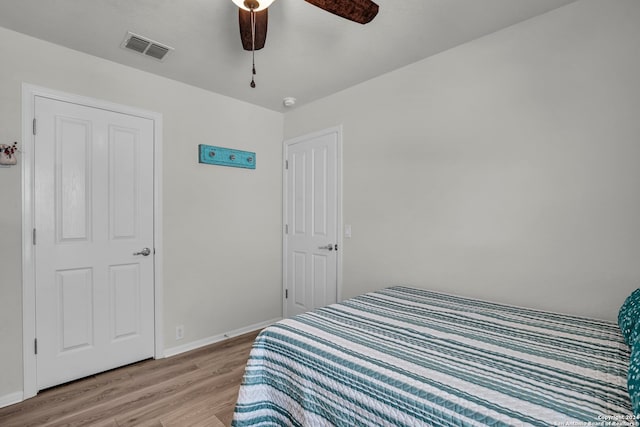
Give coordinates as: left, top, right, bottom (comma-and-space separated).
231, 0, 379, 88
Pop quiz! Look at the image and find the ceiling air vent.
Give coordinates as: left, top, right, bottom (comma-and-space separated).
121, 32, 173, 61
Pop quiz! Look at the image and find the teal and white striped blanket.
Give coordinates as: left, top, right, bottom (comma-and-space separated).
233, 286, 634, 426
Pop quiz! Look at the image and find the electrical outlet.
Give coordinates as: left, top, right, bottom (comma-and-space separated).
176, 325, 184, 340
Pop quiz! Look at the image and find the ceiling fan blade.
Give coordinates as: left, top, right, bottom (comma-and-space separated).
304, 0, 379, 24
239, 8, 268, 51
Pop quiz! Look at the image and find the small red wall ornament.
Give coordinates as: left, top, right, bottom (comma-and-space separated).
0, 142, 18, 166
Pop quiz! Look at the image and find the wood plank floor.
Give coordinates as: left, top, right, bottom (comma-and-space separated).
0, 331, 259, 427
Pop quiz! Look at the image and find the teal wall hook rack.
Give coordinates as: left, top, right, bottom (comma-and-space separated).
198, 145, 256, 169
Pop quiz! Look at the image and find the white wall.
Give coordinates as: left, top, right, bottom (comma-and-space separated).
284, 0, 640, 321
0, 27, 283, 400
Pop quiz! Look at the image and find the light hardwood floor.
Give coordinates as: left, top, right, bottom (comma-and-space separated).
0, 331, 259, 427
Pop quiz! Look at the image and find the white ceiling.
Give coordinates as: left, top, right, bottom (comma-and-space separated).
0, 0, 576, 112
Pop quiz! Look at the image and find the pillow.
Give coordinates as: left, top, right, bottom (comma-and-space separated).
619, 288, 640, 346
628, 344, 640, 416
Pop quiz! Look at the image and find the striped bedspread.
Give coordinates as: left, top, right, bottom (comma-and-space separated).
233, 286, 634, 426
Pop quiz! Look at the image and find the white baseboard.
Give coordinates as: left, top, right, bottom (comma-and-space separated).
0, 391, 24, 409
163, 317, 281, 358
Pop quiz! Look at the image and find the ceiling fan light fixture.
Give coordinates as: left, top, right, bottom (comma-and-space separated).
232, 0, 275, 12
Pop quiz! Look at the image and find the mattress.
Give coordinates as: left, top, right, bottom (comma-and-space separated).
233, 286, 634, 426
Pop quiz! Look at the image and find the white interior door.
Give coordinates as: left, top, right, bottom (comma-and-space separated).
284, 128, 340, 317
34, 96, 155, 390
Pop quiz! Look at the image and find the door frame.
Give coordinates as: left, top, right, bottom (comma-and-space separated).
21, 84, 164, 399
282, 126, 343, 318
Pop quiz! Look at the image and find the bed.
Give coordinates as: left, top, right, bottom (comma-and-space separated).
232, 286, 635, 426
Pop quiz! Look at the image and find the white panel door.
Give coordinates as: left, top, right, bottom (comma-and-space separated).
285, 130, 339, 317
34, 96, 155, 390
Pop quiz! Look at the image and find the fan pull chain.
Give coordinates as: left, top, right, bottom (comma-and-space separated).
250, 8, 256, 88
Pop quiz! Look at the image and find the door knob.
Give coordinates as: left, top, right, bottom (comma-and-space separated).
318, 244, 334, 251
134, 247, 151, 256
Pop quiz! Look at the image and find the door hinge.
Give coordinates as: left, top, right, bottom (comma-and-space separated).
33, 118, 37, 136
32, 228, 36, 245
285, 224, 288, 234
34, 338, 38, 355
285, 289, 288, 299
285, 160, 289, 170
